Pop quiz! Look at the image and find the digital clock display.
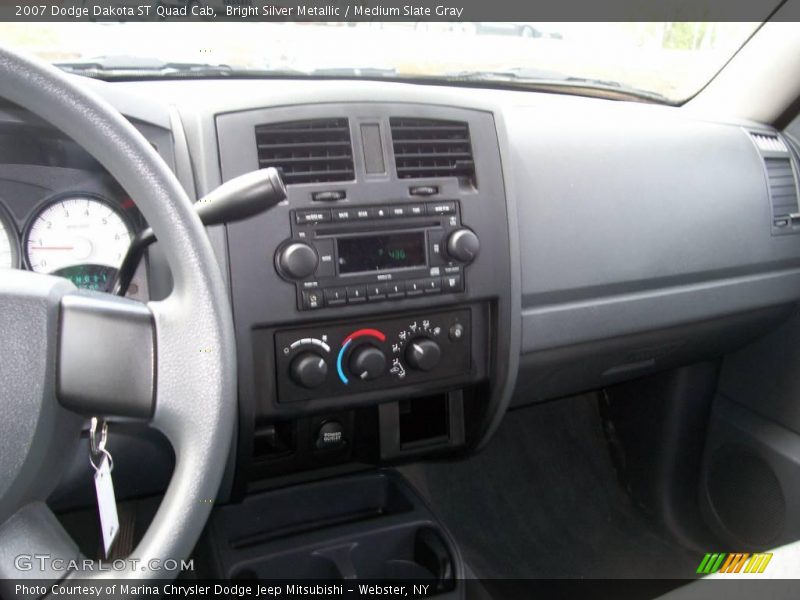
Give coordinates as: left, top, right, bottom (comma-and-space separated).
337, 232, 426, 274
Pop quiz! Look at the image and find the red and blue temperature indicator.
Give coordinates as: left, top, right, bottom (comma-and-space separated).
336, 328, 386, 384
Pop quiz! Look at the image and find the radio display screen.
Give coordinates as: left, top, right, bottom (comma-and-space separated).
337, 232, 426, 274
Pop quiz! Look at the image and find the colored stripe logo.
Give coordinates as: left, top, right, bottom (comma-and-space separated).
696, 552, 773, 574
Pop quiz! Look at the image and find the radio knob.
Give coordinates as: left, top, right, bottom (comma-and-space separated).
405, 337, 442, 372
289, 351, 328, 389
349, 344, 387, 381
446, 228, 480, 263
277, 241, 318, 280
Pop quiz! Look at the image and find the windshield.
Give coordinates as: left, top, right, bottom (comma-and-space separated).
0, 21, 764, 102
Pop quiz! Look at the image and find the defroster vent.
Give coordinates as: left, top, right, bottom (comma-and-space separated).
390, 118, 475, 184
255, 118, 355, 185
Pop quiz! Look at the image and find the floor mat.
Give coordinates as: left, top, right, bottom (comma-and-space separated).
399, 393, 699, 580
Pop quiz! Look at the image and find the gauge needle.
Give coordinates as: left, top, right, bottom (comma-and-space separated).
30, 246, 74, 250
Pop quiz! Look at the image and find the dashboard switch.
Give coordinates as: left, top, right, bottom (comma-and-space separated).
406, 337, 442, 372
301, 289, 324, 310
449, 323, 465, 341
442, 274, 463, 292
295, 209, 331, 224
312, 190, 346, 202
289, 351, 328, 389
426, 201, 456, 216
410, 185, 439, 196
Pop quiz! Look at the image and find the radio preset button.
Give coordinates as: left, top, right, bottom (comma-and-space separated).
346, 285, 367, 303
408, 204, 426, 216
389, 206, 406, 218
296, 209, 331, 224
386, 282, 404, 299
354, 208, 371, 220
405, 280, 424, 296
324, 287, 347, 306
423, 277, 442, 294
367, 283, 388, 301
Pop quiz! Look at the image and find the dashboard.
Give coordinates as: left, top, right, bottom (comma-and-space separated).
5, 74, 800, 504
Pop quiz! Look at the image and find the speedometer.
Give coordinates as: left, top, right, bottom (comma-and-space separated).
25, 196, 132, 290
0, 206, 19, 269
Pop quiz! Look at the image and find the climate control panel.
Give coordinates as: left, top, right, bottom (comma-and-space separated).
274, 309, 472, 403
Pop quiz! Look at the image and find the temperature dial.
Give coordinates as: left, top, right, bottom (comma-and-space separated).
405, 337, 442, 372
289, 351, 328, 389
349, 345, 387, 381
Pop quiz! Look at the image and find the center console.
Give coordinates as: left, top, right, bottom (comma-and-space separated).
200, 470, 464, 596
216, 102, 514, 489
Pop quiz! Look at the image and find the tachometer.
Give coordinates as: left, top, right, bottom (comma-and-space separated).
25, 196, 132, 290
0, 206, 19, 269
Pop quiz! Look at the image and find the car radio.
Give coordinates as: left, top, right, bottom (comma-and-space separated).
275, 200, 480, 310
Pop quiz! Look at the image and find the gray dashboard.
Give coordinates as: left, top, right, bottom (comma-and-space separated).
509, 98, 800, 353
85, 78, 800, 366
5, 76, 800, 484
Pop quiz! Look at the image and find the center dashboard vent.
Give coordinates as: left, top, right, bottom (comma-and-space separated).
255, 118, 355, 185
390, 117, 476, 184
749, 131, 800, 233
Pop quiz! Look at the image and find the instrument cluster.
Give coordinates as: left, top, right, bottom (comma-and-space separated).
0, 193, 137, 292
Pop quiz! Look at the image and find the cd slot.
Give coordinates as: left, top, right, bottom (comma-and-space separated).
316, 218, 439, 236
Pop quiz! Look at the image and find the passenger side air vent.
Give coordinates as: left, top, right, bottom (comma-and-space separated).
390, 118, 476, 184
748, 131, 800, 234
765, 157, 799, 219
751, 133, 789, 153
255, 118, 354, 185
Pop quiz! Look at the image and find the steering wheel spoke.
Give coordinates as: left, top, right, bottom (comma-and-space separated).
57, 291, 156, 420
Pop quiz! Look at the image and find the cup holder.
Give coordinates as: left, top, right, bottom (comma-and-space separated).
207, 472, 459, 594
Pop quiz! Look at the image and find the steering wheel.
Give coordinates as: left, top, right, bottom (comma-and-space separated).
0, 46, 236, 581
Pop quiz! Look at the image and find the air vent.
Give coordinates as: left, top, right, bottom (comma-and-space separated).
390, 118, 475, 183
751, 133, 789, 154
765, 157, 799, 218
748, 130, 800, 233
255, 118, 354, 185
